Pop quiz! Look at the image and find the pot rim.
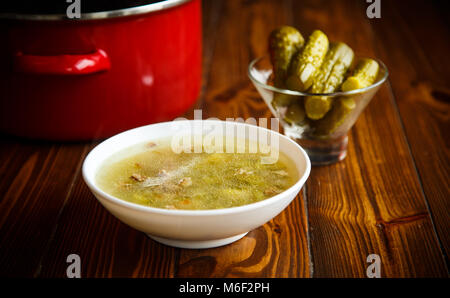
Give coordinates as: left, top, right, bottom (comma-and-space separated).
0, 0, 191, 21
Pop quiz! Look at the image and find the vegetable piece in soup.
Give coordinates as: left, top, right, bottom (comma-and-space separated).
96, 139, 297, 210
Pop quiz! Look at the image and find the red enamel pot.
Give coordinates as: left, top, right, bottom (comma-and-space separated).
0, 0, 202, 140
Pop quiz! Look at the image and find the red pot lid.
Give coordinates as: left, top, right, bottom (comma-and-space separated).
0, 0, 191, 20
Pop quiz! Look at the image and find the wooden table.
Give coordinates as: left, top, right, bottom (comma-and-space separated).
0, 0, 448, 278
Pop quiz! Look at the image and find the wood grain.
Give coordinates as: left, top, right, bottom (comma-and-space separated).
37, 167, 178, 277
177, 196, 310, 277
367, 0, 450, 259
0, 138, 88, 277
292, 0, 447, 277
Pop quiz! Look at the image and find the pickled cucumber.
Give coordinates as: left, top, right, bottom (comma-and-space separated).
341, 58, 379, 91
286, 30, 329, 92
284, 101, 306, 124
313, 97, 356, 136
272, 93, 297, 107
269, 26, 304, 88
313, 58, 379, 136
304, 42, 354, 120
266, 26, 382, 138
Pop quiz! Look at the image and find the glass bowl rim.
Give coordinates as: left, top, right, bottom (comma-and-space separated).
248, 55, 389, 97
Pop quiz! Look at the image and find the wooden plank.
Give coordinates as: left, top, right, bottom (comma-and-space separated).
292, 0, 447, 277
177, 195, 310, 277
0, 137, 88, 277
37, 169, 178, 277
201, 0, 287, 120
368, 0, 450, 259
176, 0, 311, 277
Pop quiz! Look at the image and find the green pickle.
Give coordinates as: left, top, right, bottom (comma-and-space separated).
266, 26, 382, 138
286, 30, 329, 92
313, 58, 380, 136
269, 26, 304, 108
272, 93, 298, 107
313, 97, 356, 136
341, 58, 379, 91
304, 42, 354, 120
284, 101, 306, 125
269, 26, 304, 88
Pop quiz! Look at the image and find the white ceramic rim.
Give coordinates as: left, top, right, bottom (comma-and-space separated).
248, 55, 389, 97
82, 120, 311, 216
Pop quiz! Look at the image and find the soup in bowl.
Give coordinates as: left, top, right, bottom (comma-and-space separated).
82, 120, 311, 248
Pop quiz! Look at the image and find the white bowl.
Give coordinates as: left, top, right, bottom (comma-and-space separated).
82, 120, 311, 249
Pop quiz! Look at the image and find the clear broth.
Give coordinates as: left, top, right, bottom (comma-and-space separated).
96, 139, 298, 210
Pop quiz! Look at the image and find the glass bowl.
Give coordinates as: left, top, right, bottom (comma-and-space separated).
248, 55, 388, 165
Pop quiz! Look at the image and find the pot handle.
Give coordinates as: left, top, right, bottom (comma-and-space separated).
14, 49, 111, 75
